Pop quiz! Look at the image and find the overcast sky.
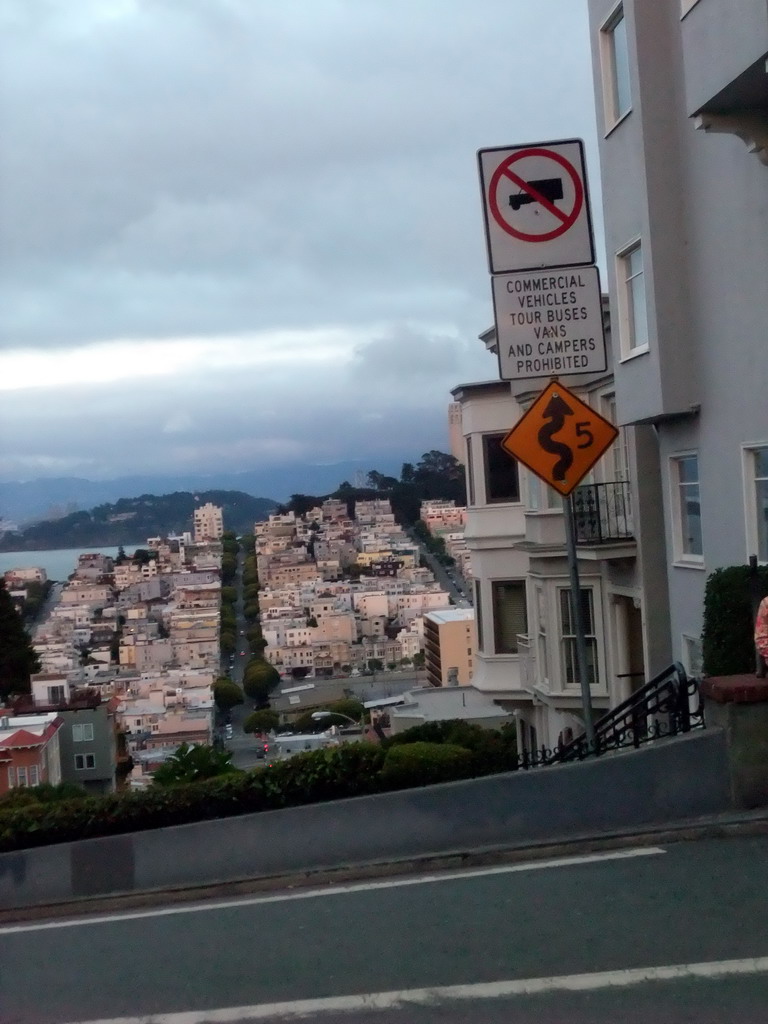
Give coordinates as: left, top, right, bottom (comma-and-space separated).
0, 0, 602, 485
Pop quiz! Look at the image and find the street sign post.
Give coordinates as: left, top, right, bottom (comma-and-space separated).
501, 379, 619, 747
478, 136, 607, 750
500, 379, 618, 497
492, 265, 607, 382
478, 139, 595, 274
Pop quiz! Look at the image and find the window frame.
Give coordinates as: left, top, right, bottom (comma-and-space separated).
599, 2, 632, 132
558, 586, 600, 689
616, 239, 650, 360
481, 432, 521, 505
490, 579, 528, 656
74, 753, 96, 771
466, 437, 476, 506
670, 452, 704, 565
72, 722, 95, 743
742, 444, 768, 564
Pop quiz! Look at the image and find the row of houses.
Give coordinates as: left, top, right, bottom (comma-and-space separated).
256, 501, 457, 679
1, 526, 226, 794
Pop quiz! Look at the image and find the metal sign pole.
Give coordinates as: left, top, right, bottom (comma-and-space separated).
563, 493, 595, 747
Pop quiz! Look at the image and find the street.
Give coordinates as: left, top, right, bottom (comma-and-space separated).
2, 835, 768, 1022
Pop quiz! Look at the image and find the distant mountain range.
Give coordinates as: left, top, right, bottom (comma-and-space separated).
0, 490, 278, 551
0, 460, 406, 526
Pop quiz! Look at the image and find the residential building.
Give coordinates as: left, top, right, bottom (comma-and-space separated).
193, 502, 224, 543
423, 608, 477, 687
586, 0, 768, 671
452, 303, 649, 754
0, 713, 63, 795
389, 684, 512, 734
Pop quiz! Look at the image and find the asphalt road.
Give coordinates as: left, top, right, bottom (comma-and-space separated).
3, 835, 768, 1022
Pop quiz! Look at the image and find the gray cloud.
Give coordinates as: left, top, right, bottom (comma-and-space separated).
0, 0, 600, 485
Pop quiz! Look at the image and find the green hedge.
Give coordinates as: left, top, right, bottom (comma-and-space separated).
381, 742, 474, 787
702, 564, 768, 676
0, 730, 518, 853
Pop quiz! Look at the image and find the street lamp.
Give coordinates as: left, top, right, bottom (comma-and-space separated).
311, 711, 360, 728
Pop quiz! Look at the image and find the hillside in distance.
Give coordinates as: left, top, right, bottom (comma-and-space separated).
0, 490, 277, 551
0, 460, 406, 525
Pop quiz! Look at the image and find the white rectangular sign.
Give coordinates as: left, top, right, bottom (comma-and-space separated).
493, 265, 607, 382
478, 139, 595, 274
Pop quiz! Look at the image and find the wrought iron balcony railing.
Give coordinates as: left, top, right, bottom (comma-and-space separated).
571, 480, 633, 544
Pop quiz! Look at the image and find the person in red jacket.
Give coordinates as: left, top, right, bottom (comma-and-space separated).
755, 596, 768, 677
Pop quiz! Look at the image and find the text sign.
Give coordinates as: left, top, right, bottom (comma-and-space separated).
493, 266, 607, 381
501, 380, 618, 497
478, 139, 595, 273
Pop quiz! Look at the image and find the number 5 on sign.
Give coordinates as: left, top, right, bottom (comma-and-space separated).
501, 380, 618, 497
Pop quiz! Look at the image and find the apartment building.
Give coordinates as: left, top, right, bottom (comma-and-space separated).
0, 712, 63, 794
423, 608, 477, 687
586, 0, 768, 669
452, 309, 650, 752
193, 502, 224, 543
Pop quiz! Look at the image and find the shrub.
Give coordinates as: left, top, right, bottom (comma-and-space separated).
380, 742, 474, 788
385, 720, 519, 773
0, 782, 87, 810
0, 742, 386, 852
702, 564, 768, 676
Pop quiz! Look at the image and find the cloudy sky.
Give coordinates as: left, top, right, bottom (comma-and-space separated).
0, 0, 602, 485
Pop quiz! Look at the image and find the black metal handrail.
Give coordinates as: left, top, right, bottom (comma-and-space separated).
572, 480, 633, 544
546, 661, 703, 764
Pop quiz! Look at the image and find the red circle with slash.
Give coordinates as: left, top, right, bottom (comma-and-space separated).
488, 147, 584, 243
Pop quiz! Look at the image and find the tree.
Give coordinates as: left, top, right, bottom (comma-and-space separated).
0, 580, 41, 701
212, 678, 244, 711
367, 658, 384, 672
115, 544, 128, 564
244, 709, 279, 734
413, 651, 426, 669
327, 698, 365, 721
243, 658, 281, 704
152, 742, 239, 786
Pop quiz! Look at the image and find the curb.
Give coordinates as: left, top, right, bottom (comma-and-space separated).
3, 810, 768, 925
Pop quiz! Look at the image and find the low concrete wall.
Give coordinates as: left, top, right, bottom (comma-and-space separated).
0, 729, 731, 910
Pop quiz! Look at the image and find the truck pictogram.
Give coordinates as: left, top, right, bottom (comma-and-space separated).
509, 177, 563, 211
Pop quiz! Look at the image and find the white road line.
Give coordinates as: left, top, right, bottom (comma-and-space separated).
62, 956, 768, 1024
0, 846, 663, 935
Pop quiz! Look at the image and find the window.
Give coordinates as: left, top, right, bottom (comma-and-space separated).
536, 586, 549, 684
560, 588, 598, 687
673, 455, 703, 558
601, 5, 632, 127
749, 447, 768, 562
47, 685, 66, 704
482, 433, 520, 504
28, 765, 39, 787
617, 242, 649, 356
74, 753, 96, 770
7, 767, 13, 789
474, 581, 484, 652
528, 471, 560, 511
72, 723, 94, 743
466, 437, 476, 505
16, 766, 28, 787
683, 635, 703, 678
491, 580, 528, 655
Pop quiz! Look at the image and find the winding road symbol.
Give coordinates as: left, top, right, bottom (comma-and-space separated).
538, 393, 575, 482
500, 380, 619, 497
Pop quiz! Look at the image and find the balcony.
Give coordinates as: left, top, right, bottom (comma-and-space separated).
571, 481, 634, 546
